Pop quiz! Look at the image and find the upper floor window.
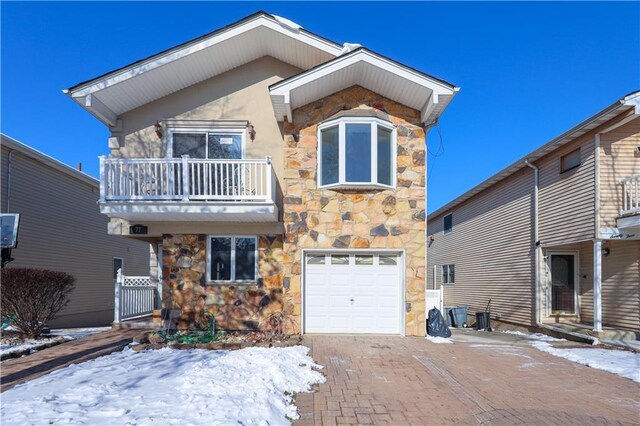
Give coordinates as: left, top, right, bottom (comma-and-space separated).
318, 117, 396, 189
169, 130, 244, 160
443, 213, 453, 234
560, 148, 581, 173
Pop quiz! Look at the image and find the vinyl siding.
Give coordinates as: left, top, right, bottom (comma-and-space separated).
538, 135, 595, 245
601, 240, 640, 331
599, 117, 640, 228
427, 168, 535, 326
1, 142, 150, 327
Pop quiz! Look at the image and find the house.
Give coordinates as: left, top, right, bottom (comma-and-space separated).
64, 11, 459, 336
0, 134, 151, 327
427, 92, 640, 337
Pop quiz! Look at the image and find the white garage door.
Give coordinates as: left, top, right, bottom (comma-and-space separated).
304, 252, 402, 334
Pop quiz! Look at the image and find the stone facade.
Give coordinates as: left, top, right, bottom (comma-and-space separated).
162, 234, 284, 330
281, 85, 427, 336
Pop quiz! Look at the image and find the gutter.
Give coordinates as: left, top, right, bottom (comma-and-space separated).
6, 150, 13, 212
523, 159, 541, 326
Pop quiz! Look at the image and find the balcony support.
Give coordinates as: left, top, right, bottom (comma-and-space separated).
593, 240, 602, 332
181, 155, 190, 202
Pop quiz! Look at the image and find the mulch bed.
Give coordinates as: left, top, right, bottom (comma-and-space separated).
1, 331, 72, 361
130, 331, 303, 352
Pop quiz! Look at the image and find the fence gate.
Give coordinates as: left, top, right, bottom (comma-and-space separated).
115, 270, 156, 322
426, 288, 443, 313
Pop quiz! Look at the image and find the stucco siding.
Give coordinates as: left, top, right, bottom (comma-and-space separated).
1, 141, 150, 327
538, 135, 596, 246
427, 168, 535, 326
599, 117, 640, 228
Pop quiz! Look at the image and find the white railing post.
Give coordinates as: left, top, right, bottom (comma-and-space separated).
266, 156, 273, 203
99, 156, 107, 202
622, 178, 628, 215
181, 155, 190, 201
114, 268, 122, 323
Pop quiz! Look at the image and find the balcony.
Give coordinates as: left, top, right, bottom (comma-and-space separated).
617, 174, 640, 233
99, 156, 277, 222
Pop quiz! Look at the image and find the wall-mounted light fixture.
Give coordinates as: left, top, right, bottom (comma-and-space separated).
247, 122, 256, 141
154, 121, 163, 140
602, 247, 610, 257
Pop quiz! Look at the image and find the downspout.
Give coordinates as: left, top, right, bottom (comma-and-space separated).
523, 159, 541, 326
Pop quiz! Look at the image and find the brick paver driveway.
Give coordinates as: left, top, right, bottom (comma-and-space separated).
295, 332, 639, 425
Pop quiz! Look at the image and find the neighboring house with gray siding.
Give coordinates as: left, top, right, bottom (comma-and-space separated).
427, 92, 640, 336
1, 134, 151, 327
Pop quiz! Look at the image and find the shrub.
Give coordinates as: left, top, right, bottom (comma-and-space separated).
1, 268, 75, 339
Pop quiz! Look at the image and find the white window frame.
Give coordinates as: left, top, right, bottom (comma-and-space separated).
113, 257, 124, 280
167, 128, 246, 159
317, 117, 397, 189
560, 148, 581, 174
206, 235, 258, 284
441, 264, 455, 284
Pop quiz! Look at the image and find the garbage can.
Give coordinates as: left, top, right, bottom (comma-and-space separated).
443, 306, 456, 327
476, 312, 491, 331
453, 306, 468, 328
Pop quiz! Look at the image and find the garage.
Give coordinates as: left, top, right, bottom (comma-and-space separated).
303, 252, 403, 334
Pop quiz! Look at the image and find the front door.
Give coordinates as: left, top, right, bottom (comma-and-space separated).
549, 253, 577, 314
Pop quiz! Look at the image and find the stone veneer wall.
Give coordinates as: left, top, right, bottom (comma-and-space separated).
282, 85, 427, 336
163, 234, 284, 330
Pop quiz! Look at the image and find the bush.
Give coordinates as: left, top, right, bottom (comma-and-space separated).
1, 268, 75, 339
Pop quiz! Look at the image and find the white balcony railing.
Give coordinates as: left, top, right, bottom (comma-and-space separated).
99, 156, 274, 203
620, 174, 640, 216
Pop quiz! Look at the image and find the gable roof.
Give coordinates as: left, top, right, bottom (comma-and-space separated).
428, 90, 640, 220
269, 48, 458, 126
65, 11, 458, 127
64, 11, 343, 126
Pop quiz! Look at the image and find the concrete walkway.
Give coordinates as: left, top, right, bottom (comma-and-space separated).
296, 332, 640, 425
1, 329, 139, 392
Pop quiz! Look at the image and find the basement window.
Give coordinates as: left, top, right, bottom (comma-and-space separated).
442, 264, 455, 284
207, 236, 257, 283
318, 117, 396, 189
560, 149, 581, 173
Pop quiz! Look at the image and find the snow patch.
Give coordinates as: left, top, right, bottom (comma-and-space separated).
340, 43, 363, 55
502, 330, 567, 342
426, 335, 453, 344
532, 341, 640, 383
273, 15, 302, 30
1, 327, 109, 359
1, 345, 325, 425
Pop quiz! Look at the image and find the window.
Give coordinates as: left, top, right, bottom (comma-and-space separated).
443, 214, 453, 234
442, 264, 455, 284
331, 255, 350, 265
170, 130, 244, 159
113, 258, 123, 280
560, 149, 581, 173
379, 255, 398, 266
355, 255, 373, 265
318, 117, 396, 188
307, 255, 325, 265
207, 236, 257, 282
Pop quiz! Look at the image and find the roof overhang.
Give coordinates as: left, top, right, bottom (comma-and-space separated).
269, 48, 459, 125
64, 12, 342, 127
428, 90, 640, 220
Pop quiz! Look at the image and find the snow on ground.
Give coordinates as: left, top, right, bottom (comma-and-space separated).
1, 327, 109, 359
1, 345, 326, 425
532, 341, 640, 383
502, 330, 567, 342
426, 335, 453, 344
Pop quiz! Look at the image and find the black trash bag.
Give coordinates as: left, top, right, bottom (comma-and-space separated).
427, 308, 452, 338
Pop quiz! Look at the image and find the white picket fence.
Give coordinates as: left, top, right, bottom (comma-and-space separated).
114, 269, 157, 322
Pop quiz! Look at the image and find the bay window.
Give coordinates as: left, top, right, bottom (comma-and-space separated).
318, 117, 396, 188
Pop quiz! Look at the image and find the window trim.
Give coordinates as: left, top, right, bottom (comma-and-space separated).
206, 235, 258, 284
441, 264, 455, 284
167, 127, 246, 159
560, 148, 581, 174
113, 257, 124, 280
443, 213, 453, 234
317, 117, 397, 189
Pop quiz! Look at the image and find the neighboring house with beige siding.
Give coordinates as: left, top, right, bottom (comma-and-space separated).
64, 12, 459, 335
1, 134, 151, 327
427, 92, 640, 336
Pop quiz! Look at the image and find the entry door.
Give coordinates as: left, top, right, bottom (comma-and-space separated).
549, 254, 577, 313
304, 253, 402, 334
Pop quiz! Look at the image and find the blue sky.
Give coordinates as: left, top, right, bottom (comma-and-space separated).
2, 2, 638, 213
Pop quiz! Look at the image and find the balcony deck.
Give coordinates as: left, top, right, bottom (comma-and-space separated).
99, 156, 278, 222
